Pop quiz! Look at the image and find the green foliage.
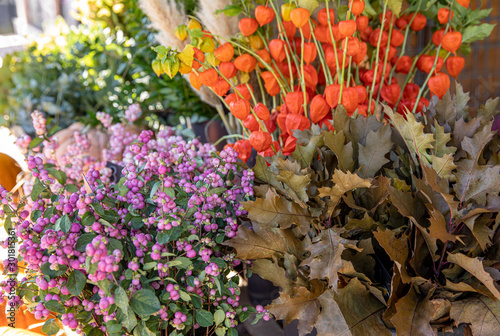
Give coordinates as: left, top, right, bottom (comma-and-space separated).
226, 83, 500, 335
42, 318, 61, 335
129, 289, 162, 316
0, 0, 215, 134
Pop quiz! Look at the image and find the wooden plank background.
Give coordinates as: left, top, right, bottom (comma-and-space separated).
460, 0, 500, 109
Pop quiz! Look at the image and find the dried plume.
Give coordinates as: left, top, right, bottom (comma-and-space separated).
196, 0, 240, 40
139, 0, 221, 108
138, 0, 187, 50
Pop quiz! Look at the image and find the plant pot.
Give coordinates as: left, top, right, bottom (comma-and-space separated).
191, 118, 228, 151
247, 274, 279, 307
282, 321, 317, 336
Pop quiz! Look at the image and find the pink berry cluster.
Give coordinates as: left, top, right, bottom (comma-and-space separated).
124, 103, 142, 123
19, 119, 120, 200
15, 134, 32, 151
31, 111, 46, 135
103, 122, 139, 165
96, 111, 113, 128
57, 131, 98, 181
0, 126, 263, 335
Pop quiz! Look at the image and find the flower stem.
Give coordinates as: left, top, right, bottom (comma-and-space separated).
368, 2, 388, 115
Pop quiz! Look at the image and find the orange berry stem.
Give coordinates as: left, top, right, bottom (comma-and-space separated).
191, 67, 235, 135
283, 42, 297, 88
324, 0, 341, 78
411, 2, 453, 114
338, 0, 356, 102
388, 0, 422, 84
376, 12, 395, 111
338, 36, 350, 104
206, 32, 290, 93
254, 68, 268, 107
346, 56, 353, 88
299, 27, 309, 119
308, 20, 334, 85
368, 2, 388, 115
394, 42, 433, 108
256, 30, 294, 89
267, 1, 301, 87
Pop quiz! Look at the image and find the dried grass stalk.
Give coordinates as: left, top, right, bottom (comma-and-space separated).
196, 0, 239, 40
138, 0, 187, 50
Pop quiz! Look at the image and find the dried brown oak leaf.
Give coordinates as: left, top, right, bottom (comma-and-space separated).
318, 170, 371, 214
358, 124, 393, 179
447, 253, 500, 301
251, 258, 295, 296
374, 228, 412, 283
322, 130, 355, 172
223, 226, 303, 260
333, 278, 391, 336
454, 124, 500, 206
315, 289, 351, 336
242, 188, 313, 235
267, 286, 321, 336
426, 203, 458, 243
300, 228, 345, 291
384, 106, 435, 167
450, 296, 500, 336
390, 286, 435, 336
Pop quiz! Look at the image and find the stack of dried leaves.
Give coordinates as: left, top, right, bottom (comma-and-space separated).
225, 83, 500, 335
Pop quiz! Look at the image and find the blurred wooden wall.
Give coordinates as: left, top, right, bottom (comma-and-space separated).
401, 0, 499, 109
459, 0, 500, 109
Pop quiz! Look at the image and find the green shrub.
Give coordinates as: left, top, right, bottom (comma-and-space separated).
0, 0, 215, 134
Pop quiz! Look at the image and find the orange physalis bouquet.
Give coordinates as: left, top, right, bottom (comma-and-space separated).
152, 0, 493, 162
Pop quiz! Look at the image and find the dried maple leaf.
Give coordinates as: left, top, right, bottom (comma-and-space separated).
300, 228, 345, 290
450, 296, 500, 336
